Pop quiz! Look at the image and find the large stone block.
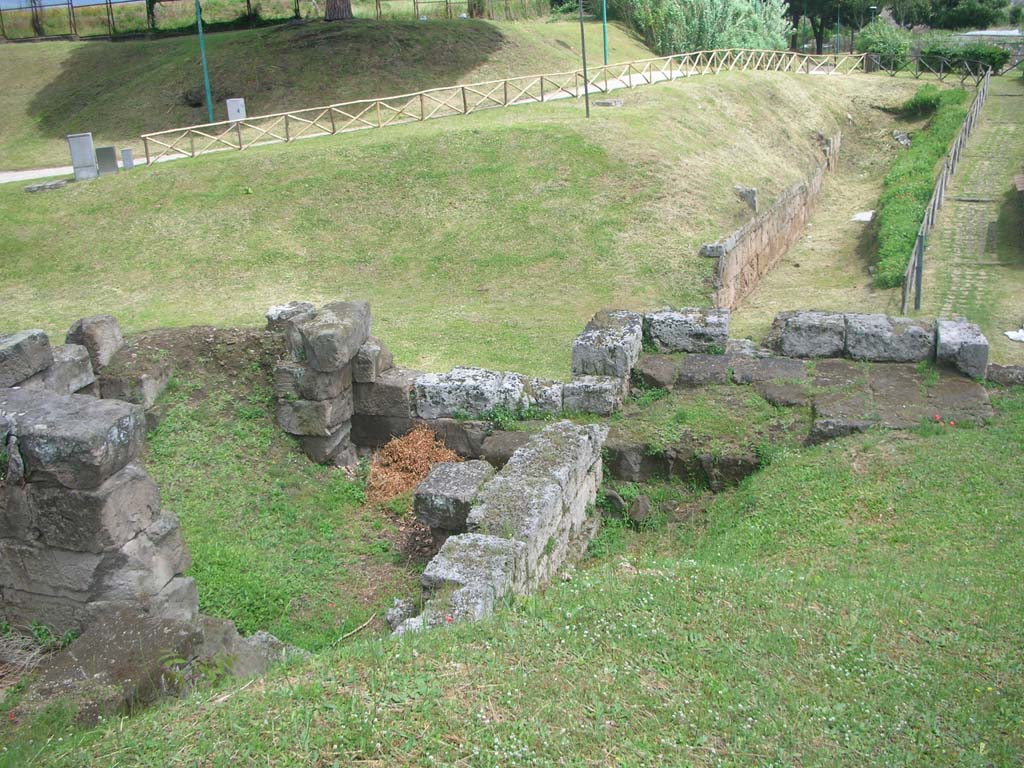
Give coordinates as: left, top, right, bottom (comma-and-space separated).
273, 361, 351, 401
525, 378, 563, 416
0, 389, 145, 490
422, 418, 490, 458
420, 533, 527, 613
99, 514, 191, 601
285, 301, 371, 372
296, 420, 352, 464
99, 357, 171, 410
773, 311, 845, 358
644, 308, 729, 353
0, 329, 53, 388
480, 431, 532, 468
1, 462, 159, 553
844, 314, 934, 362
571, 309, 643, 379
633, 355, 682, 390
265, 301, 314, 332
414, 367, 528, 421
276, 391, 353, 437
352, 337, 394, 384
21, 344, 95, 395
414, 460, 495, 531
66, 315, 124, 371
500, 421, 606, 498
354, 367, 421, 417
936, 318, 989, 379
561, 376, 626, 416
675, 354, 732, 387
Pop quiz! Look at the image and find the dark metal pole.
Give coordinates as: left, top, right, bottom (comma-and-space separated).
577, 0, 590, 118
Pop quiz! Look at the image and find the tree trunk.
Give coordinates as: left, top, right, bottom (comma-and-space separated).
810, 17, 824, 54
325, 0, 353, 20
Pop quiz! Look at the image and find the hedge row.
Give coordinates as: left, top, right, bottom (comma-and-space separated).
873, 86, 968, 289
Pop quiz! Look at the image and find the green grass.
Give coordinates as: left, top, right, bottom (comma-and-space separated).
0, 71, 913, 378
143, 360, 418, 651
5, 388, 1022, 766
0, 19, 653, 170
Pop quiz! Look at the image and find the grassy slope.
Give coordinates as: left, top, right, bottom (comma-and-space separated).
0, 72, 919, 378
0, 19, 653, 170
6, 387, 1022, 766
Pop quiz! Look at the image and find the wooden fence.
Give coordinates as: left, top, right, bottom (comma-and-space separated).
141, 49, 871, 165
901, 67, 991, 314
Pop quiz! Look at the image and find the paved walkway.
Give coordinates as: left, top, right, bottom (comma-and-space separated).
920, 75, 1024, 365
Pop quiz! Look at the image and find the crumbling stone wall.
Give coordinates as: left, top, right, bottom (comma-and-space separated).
0, 388, 196, 634
706, 134, 841, 310
395, 421, 606, 632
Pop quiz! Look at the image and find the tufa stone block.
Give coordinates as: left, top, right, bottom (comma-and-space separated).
571, 309, 643, 379
66, 315, 124, 371
273, 361, 351, 401
0, 329, 53, 388
286, 301, 371, 372
414, 367, 528, 421
352, 337, 394, 384
414, 460, 496, 531
844, 314, 934, 362
644, 308, 729, 353
276, 391, 353, 437
354, 367, 421, 417
561, 376, 627, 416
936, 318, 989, 379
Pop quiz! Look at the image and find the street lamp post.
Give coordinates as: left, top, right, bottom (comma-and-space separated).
195, 0, 214, 123
578, 0, 590, 118
602, 0, 608, 66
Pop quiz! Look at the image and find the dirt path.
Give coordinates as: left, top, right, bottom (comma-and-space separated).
730, 100, 907, 342
918, 75, 1024, 365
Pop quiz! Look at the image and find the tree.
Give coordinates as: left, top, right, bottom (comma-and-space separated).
325, 0, 354, 20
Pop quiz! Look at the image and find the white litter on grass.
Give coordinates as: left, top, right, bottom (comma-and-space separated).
1004, 328, 1024, 343
851, 210, 875, 222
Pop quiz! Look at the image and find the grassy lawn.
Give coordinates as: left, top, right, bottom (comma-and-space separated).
0, 19, 653, 170
4, 386, 1022, 766
0, 71, 918, 378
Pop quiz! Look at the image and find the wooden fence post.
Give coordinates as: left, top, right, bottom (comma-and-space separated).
420, 93, 426, 119
461, 86, 468, 114
914, 233, 924, 311
328, 108, 336, 134
503, 79, 508, 106
284, 114, 290, 141
236, 123, 243, 149
144, 137, 151, 166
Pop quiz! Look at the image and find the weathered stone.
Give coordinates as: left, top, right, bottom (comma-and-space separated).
730, 356, 807, 385
634, 355, 681, 389
414, 460, 495, 531
354, 367, 421, 418
386, 598, 418, 631
20, 344, 94, 394
99, 356, 171, 410
987, 364, 1024, 387
601, 488, 627, 518
265, 301, 315, 331
66, 315, 123, 371
644, 308, 730, 353
628, 495, 653, 525
480, 431, 532, 468
525, 378, 563, 416
562, 376, 626, 416
350, 414, 414, 448
773, 311, 845, 358
665, 440, 703, 483
699, 451, 760, 492
421, 418, 489, 458
725, 338, 769, 357
754, 380, 809, 407
276, 392, 353, 437
0, 389, 144, 489
675, 354, 732, 387
149, 576, 199, 624
810, 358, 868, 389
1, 462, 158, 553
100, 514, 191, 601
273, 361, 351, 401
602, 437, 668, 482
414, 368, 527, 421
352, 337, 394, 384
571, 309, 643, 379
844, 314, 934, 362
936, 319, 989, 379
75, 381, 101, 398
198, 616, 298, 678
296, 421, 352, 464
0, 329, 53, 388
286, 301, 371, 372
809, 390, 875, 444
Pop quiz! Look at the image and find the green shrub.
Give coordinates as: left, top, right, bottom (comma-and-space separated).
855, 19, 910, 68
919, 40, 1011, 73
873, 88, 968, 288
901, 84, 942, 116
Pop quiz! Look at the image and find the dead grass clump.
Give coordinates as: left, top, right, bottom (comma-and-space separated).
367, 426, 461, 505
0, 633, 48, 698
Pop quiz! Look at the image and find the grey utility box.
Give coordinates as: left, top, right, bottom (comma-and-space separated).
121, 148, 134, 171
67, 133, 98, 181
96, 146, 119, 176
226, 98, 246, 122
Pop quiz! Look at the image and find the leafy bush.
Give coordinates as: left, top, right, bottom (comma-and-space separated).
919, 40, 1011, 73
902, 84, 942, 115
874, 87, 968, 288
933, 0, 1005, 29
855, 19, 910, 69
607, 0, 791, 55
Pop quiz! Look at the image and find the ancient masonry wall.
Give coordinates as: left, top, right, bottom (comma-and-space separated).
395, 420, 607, 633
0, 324, 197, 633
706, 133, 841, 310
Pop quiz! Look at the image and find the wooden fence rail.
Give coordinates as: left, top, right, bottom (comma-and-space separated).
141, 49, 873, 165
901, 68, 991, 314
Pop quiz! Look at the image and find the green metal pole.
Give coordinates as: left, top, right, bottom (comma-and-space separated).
602, 0, 608, 65
195, 0, 214, 123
